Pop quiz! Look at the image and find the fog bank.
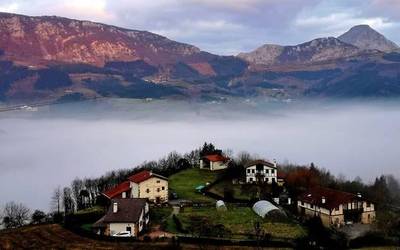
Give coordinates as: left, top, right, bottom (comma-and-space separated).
0, 99, 399, 211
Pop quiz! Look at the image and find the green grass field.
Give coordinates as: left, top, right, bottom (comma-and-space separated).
169, 168, 220, 202
208, 179, 252, 200
173, 206, 306, 239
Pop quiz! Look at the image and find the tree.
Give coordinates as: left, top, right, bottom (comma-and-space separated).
200, 142, 216, 156
31, 210, 46, 224
51, 186, 62, 214
79, 189, 90, 209
63, 187, 75, 215
71, 178, 84, 210
1, 201, 30, 228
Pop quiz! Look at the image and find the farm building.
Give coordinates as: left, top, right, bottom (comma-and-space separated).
297, 187, 376, 227
102, 170, 168, 203
200, 154, 230, 171
245, 159, 278, 184
93, 198, 149, 237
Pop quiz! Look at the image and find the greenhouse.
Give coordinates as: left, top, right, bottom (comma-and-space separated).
252, 200, 281, 218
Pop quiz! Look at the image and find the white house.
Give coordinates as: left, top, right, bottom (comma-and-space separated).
245, 159, 277, 184
200, 154, 230, 171
93, 198, 149, 237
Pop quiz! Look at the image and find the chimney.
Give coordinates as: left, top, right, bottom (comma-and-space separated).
322, 196, 326, 204
113, 202, 118, 213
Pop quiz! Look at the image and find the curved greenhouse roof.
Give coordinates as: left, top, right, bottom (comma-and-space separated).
216, 200, 226, 207
252, 200, 280, 218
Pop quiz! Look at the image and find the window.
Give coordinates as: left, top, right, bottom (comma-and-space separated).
146, 188, 150, 193
162, 186, 165, 190
271, 169, 275, 174
157, 188, 160, 192
247, 169, 250, 174
252, 169, 255, 174
272, 178, 276, 183
265, 177, 269, 183
310, 204, 314, 209
126, 226, 131, 232
156, 180, 160, 183
249, 177, 253, 182
366, 202, 371, 208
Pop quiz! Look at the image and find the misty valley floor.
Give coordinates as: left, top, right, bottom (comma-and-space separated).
0, 98, 400, 210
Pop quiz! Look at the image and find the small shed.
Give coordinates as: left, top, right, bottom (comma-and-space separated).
216, 200, 227, 211
252, 200, 283, 218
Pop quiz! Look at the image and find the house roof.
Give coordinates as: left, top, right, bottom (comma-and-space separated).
102, 198, 147, 223
203, 154, 229, 162
127, 170, 167, 183
298, 187, 362, 210
245, 159, 276, 169
103, 181, 131, 199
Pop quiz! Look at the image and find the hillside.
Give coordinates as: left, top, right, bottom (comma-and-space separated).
0, 224, 172, 249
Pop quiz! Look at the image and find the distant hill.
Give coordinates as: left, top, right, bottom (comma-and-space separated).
0, 12, 399, 103
338, 24, 399, 52
238, 37, 362, 66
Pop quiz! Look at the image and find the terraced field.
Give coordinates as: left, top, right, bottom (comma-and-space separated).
0, 224, 173, 250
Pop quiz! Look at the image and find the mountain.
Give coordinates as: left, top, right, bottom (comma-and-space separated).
0, 13, 400, 103
0, 12, 231, 72
238, 37, 363, 66
237, 44, 284, 65
338, 24, 399, 52
0, 12, 247, 102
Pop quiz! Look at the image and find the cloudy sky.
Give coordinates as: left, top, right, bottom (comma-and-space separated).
0, 0, 399, 55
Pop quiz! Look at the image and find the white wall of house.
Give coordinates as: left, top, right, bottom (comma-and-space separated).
210, 161, 228, 171
130, 182, 139, 198
109, 222, 136, 236
200, 159, 227, 171
138, 177, 168, 203
246, 165, 277, 183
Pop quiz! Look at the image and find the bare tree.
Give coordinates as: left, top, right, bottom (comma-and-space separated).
1, 201, 30, 228
51, 186, 63, 214
63, 187, 75, 215
71, 178, 84, 210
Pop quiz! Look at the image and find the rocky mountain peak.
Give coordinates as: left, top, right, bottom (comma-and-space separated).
338, 24, 399, 52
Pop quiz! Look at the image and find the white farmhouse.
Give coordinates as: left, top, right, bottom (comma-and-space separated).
245, 159, 277, 184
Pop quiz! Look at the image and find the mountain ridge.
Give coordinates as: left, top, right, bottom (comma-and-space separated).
0, 12, 400, 103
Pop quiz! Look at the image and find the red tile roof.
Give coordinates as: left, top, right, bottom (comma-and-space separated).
203, 154, 229, 162
298, 186, 360, 210
102, 170, 168, 199
128, 170, 152, 183
103, 181, 130, 199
